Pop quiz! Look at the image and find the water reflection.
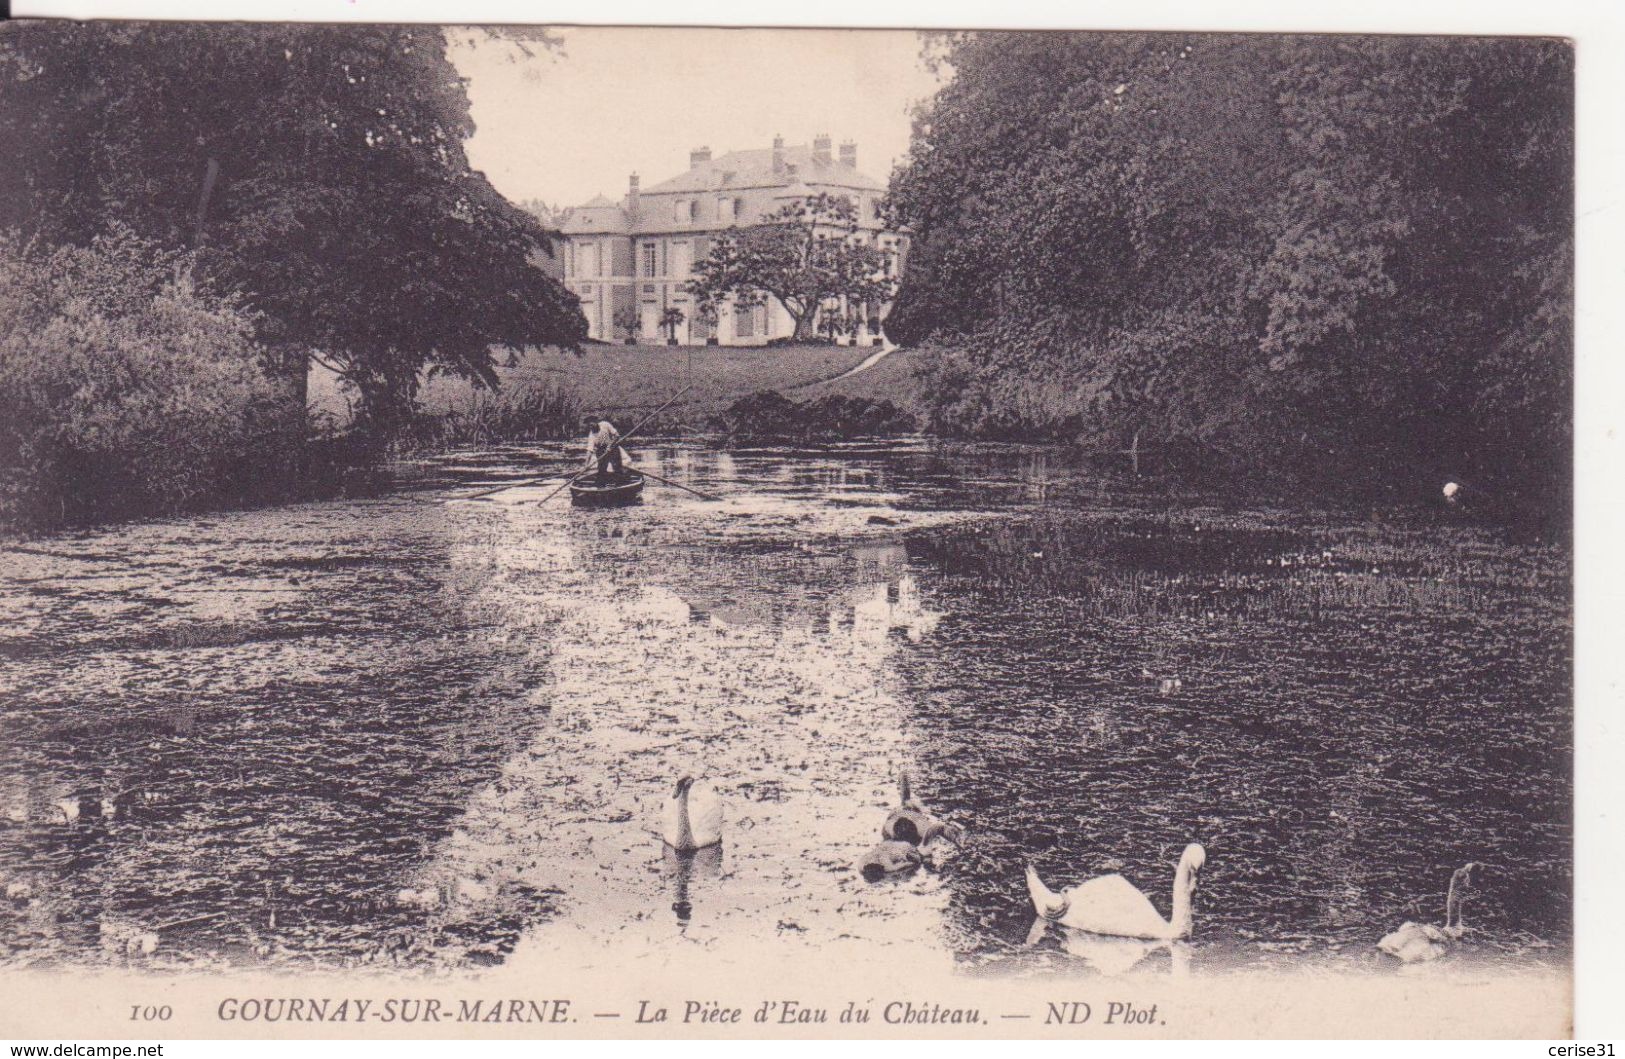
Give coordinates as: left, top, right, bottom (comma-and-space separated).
419, 502, 961, 976
1024, 917, 1192, 978
666, 845, 724, 926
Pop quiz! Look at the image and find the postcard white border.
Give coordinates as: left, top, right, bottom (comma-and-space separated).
2, 0, 1618, 1046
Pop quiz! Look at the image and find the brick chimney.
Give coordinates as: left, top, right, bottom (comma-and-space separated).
839, 140, 856, 168
626, 173, 640, 219
772, 134, 785, 174
689, 145, 712, 169
812, 133, 832, 165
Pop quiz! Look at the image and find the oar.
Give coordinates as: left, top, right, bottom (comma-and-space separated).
440, 459, 577, 504
441, 383, 693, 504
626, 463, 720, 502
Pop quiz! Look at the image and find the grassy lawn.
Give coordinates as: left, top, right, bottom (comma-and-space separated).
485, 343, 879, 415
310, 343, 884, 425
435, 343, 879, 419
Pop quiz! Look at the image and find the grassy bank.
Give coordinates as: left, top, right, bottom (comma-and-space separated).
795, 347, 923, 411
308, 343, 892, 442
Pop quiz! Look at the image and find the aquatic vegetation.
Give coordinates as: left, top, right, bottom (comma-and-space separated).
0, 441, 1570, 976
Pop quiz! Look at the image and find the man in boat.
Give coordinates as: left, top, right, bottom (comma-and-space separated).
582, 414, 628, 482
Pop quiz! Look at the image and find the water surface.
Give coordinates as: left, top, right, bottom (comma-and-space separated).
0, 441, 1571, 979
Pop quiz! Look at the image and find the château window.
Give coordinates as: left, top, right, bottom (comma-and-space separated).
718, 197, 736, 223
642, 244, 657, 278
675, 200, 694, 224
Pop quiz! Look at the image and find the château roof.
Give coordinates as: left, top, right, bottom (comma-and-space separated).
560, 142, 888, 237
642, 144, 885, 196
559, 195, 628, 234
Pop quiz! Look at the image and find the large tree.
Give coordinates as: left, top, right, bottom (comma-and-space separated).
0, 23, 586, 435
686, 192, 895, 343
887, 33, 1571, 513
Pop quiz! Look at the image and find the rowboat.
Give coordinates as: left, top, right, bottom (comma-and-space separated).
569, 472, 645, 507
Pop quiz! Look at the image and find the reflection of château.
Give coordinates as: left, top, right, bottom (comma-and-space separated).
673, 542, 941, 649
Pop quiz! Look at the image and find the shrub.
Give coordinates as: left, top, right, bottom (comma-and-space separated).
910, 338, 1059, 440
0, 228, 299, 530
408, 379, 584, 448
713, 390, 801, 434
709, 390, 915, 439
799, 395, 917, 436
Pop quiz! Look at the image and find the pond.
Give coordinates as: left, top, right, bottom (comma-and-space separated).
0, 440, 1571, 983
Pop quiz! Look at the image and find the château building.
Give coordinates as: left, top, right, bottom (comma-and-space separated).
558, 135, 904, 346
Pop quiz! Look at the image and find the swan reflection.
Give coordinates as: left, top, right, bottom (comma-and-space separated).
664, 844, 723, 926
1026, 917, 1193, 977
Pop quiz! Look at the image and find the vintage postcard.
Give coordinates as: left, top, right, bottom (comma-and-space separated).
0, 16, 1581, 1042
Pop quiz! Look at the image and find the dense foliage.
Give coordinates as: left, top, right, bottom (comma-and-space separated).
0, 23, 586, 436
0, 229, 299, 527
710, 390, 916, 439
411, 379, 583, 449
687, 192, 896, 343
887, 34, 1571, 514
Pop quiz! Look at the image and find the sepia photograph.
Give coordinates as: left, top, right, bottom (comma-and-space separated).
0, 7, 1596, 1043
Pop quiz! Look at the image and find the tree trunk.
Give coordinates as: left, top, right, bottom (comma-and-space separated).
268, 342, 312, 436
285, 345, 310, 424
192, 157, 220, 247
791, 313, 815, 342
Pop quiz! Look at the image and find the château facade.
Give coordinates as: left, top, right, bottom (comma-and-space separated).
559, 135, 904, 346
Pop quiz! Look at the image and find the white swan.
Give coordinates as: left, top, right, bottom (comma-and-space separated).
1026, 843, 1206, 940
882, 772, 964, 846
1378, 862, 1479, 963
661, 776, 723, 852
